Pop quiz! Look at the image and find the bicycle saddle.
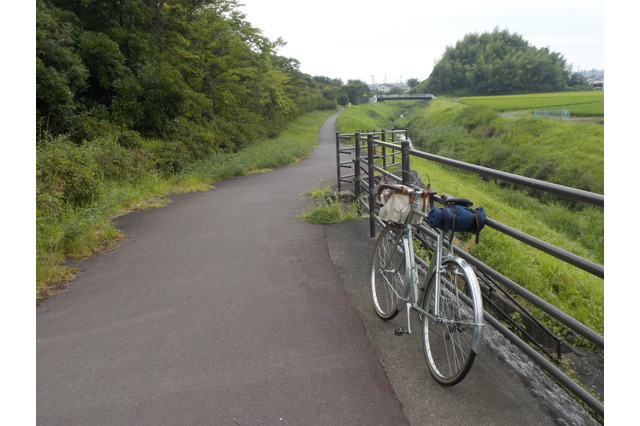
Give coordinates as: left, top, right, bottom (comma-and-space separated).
441, 194, 473, 207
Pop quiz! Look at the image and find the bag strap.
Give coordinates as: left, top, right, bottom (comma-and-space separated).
472, 210, 480, 244
449, 205, 457, 245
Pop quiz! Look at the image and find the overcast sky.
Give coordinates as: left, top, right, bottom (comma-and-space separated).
238, 0, 604, 84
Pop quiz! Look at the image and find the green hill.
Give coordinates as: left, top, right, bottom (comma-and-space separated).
413, 28, 591, 96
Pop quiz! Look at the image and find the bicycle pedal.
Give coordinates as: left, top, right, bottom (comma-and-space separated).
394, 328, 408, 336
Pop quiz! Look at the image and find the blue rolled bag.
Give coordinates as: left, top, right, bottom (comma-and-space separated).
426, 202, 487, 243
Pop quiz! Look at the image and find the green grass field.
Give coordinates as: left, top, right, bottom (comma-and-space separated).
459, 91, 604, 117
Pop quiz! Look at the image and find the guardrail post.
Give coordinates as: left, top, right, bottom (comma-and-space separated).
367, 134, 376, 237
335, 132, 341, 191
381, 129, 387, 169
354, 132, 361, 199
401, 140, 411, 184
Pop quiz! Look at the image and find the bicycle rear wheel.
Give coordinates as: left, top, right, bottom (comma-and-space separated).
422, 258, 483, 385
370, 224, 407, 320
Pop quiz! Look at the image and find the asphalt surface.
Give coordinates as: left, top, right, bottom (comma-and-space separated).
37, 110, 597, 425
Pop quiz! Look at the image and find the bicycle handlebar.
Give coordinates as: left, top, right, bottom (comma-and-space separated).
374, 183, 438, 207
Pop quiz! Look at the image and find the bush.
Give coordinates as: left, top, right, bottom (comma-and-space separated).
88, 136, 153, 182
163, 118, 218, 160
116, 129, 144, 150
67, 112, 116, 144
139, 138, 193, 175
37, 136, 101, 208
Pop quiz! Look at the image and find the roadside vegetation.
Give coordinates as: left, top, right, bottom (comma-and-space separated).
336, 97, 604, 338
298, 184, 361, 225
36, 109, 334, 300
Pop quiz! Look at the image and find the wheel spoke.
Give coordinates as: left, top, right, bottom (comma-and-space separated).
422, 260, 481, 385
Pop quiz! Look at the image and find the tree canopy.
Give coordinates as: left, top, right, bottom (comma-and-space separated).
413, 28, 590, 96
36, 0, 367, 149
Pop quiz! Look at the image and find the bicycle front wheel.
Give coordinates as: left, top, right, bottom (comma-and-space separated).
370, 224, 407, 320
422, 258, 483, 385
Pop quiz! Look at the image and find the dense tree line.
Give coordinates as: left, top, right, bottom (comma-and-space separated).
36, 0, 371, 147
36, 0, 375, 213
413, 28, 591, 96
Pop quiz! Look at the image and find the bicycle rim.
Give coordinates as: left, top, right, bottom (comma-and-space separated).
422, 259, 481, 385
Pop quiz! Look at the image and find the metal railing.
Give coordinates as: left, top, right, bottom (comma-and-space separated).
335, 130, 604, 417
375, 94, 436, 102
336, 129, 408, 194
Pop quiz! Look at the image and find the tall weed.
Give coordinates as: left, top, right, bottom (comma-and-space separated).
298, 185, 361, 224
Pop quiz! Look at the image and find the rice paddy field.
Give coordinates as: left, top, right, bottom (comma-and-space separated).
459, 91, 604, 117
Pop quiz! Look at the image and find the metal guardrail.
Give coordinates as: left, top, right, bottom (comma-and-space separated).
411, 149, 603, 207
335, 130, 604, 417
375, 94, 436, 102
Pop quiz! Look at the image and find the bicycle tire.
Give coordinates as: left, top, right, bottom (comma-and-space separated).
422, 258, 483, 385
370, 224, 406, 320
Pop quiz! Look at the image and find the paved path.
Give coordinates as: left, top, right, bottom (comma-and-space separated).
37, 110, 597, 425
37, 111, 407, 425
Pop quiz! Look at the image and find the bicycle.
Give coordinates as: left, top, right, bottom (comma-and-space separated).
370, 180, 484, 386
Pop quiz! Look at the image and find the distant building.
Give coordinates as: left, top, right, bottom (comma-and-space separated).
585, 76, 604, 87
576, 69, 604, 89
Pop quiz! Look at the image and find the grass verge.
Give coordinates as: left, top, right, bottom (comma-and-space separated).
298, 184, 362, 224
